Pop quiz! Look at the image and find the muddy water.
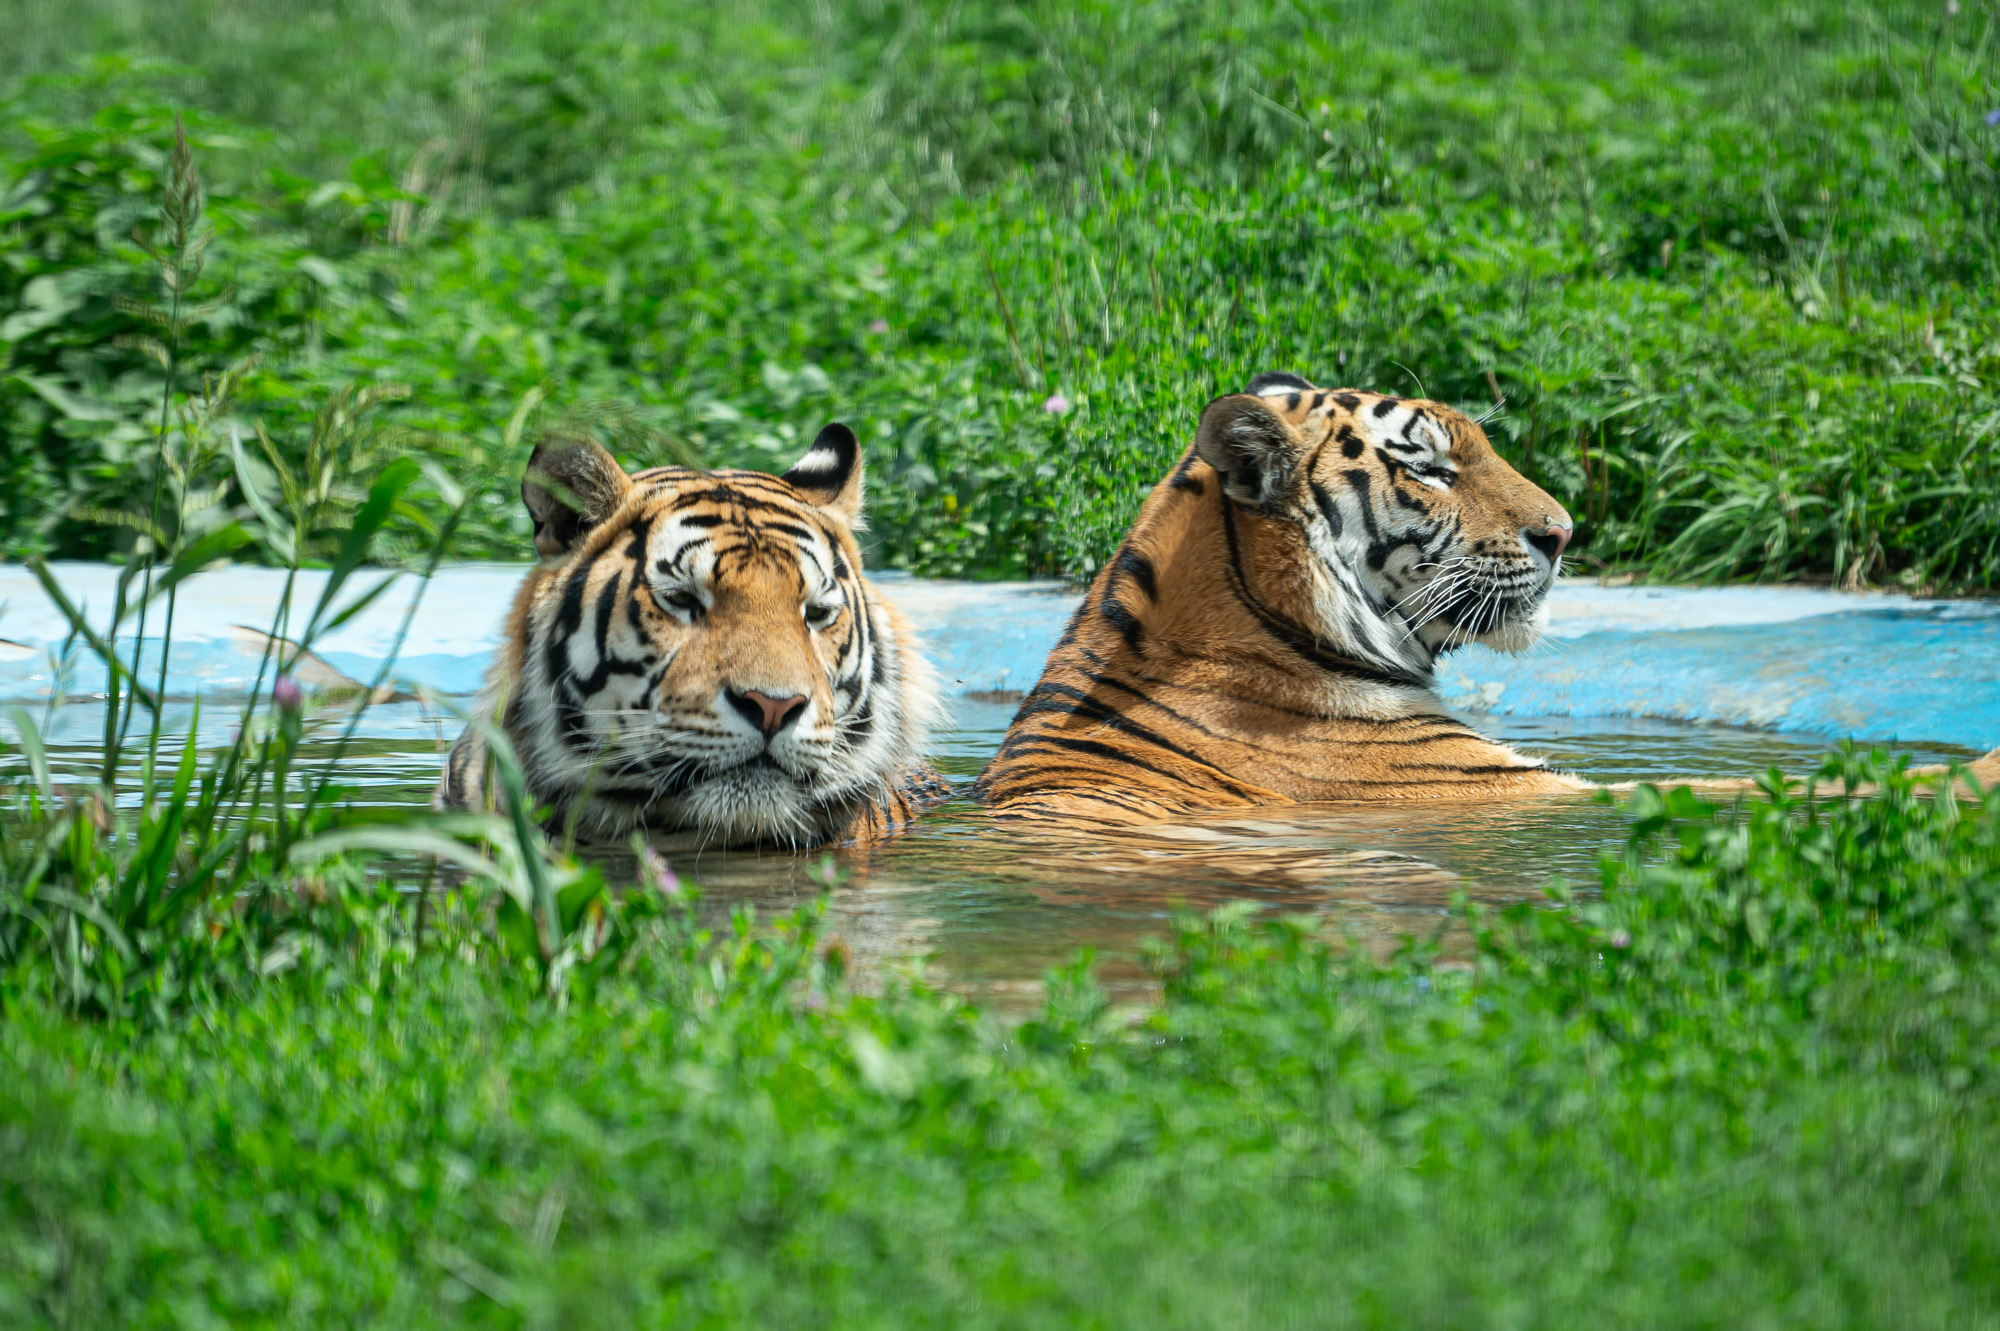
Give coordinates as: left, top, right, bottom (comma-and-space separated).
678, 701, 1979, 1005
14, 696, 1981, 1008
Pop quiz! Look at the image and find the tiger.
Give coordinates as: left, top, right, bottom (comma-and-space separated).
436, 423, 947, 849
975, 373, 2000, 824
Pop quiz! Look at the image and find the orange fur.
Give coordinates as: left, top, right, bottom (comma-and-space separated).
978, 382, 1581, 824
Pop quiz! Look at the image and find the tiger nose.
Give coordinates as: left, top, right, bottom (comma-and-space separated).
1524, 520, 1573, 562
728, 688, 807, 737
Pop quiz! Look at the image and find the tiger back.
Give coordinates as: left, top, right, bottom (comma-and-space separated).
437, 424, 947, 849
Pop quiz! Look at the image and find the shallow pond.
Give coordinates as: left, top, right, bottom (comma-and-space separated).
4, 564, 1995, 1004
12, 692, 1983, 1007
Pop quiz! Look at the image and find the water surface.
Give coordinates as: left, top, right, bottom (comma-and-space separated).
12, 695, 1979, 1007
7, 566, 1990, 1005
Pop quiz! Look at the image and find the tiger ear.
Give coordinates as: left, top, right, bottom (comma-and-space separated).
782, 422, 865, 526
1195, 394, 1304, 508
1243, 371, 1316, 396
522, 436, 633, 559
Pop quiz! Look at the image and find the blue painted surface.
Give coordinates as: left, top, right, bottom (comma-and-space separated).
315, 650, 493, 697
874, 575, 1080, 697
0, 562, 1992, 751
1440, 604, 2000, 751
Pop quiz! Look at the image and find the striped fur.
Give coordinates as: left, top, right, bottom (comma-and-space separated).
438, 425, 946, 849
976, 377, 1589, 823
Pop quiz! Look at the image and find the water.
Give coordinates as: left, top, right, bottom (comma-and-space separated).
692, 703, 1977, 1005
13, 693, 1981, 1008
4, 564, 1992, 1005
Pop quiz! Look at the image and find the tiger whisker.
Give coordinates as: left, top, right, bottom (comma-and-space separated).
1394, 567, 1480, 644
1395, 565, 1473, 614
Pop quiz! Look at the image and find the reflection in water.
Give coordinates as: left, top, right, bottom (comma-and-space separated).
4, 697, 1984, 1007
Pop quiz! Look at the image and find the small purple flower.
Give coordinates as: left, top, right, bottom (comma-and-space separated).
1610, 929, 1633, 950
272, 675, 303, 711
640, 844, 682, 898
1042, 392, 1071, 415
868, 318, 890, 334
1986, 107, 2000, 127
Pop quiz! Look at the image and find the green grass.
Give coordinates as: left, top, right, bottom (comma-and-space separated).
6, 757, 2000, 1326
4, 0, 2000, 584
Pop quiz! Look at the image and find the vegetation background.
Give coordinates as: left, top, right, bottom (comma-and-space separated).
5, 0, 2000, 587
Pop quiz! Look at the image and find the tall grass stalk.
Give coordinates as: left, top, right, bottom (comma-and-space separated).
116, 114, 210, 792
0, 121, 630, 1017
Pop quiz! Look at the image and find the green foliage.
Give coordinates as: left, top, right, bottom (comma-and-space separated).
0, 152, 615, 1018
4, 753, 2000, 1325
6, 0, 2000, 583
0, 102, 420, 558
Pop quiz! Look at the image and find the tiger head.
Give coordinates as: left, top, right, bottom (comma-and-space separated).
1192, 372, 1572, 679
492, 424, 939, 846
